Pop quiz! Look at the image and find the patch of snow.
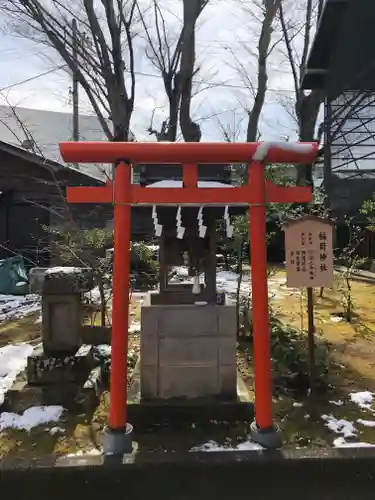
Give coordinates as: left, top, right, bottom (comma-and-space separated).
132, 243, 159, 252
0, 343, 34, 405
147, 180, 235, 189
236, 440, 264, 451
129, 322, 141, 333
333, 437, 375, 448
216, 270, 250, 296
45, 267, 82, 275
252, 142, 314, 162
321, 414, 357, 438
34, 314, 42, 324
65, 448, 101, 457
0, 294, 41, 323
85, 286, 112, 305
330, 315, 342, 323
350, 391, 374, 411
190, 438, 263, 452
171, 267, 288, 302
95, 344, 111, 357
329, 400, 344, 406
357, 419, 375, 428
293, 402, 304, 408
48, 426, 65, 435
173, 267, 190, 278
86, 286, 101, 305
0, 406, 64, 432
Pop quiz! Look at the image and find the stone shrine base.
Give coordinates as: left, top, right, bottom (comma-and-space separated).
127, 360, 254, 427
140, 300, 237, 401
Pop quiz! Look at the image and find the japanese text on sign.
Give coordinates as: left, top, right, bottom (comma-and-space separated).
283, 217, 333, 288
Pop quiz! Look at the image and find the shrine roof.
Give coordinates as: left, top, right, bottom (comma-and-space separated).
302, 0, 375, 96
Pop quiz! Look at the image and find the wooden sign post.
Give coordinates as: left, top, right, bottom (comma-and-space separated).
283, 215, 334, 409
283, 215, 334, 289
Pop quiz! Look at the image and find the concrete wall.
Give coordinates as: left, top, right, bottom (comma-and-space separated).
2, 451, 375, 500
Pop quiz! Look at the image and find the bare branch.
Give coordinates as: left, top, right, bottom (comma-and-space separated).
1, 0, 139, 141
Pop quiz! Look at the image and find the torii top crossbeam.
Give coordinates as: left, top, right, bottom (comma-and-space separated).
60, 140, 317, 165
60, 141, 318, 206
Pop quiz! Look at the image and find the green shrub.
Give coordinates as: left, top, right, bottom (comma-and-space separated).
239, 299, 331, 393
130, 242, 159, 289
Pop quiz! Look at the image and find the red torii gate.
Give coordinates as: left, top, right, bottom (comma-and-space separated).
59, 140, 317, 451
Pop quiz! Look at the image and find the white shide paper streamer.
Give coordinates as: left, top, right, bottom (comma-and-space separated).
176, 206, 185, 239
152, 205, 163, 237
224, 206, 233, 238
197, 206, 207, 238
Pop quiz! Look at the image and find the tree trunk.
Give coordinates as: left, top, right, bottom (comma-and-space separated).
247, 0, 281, 142
167, 90, 180, 142
97, 276, 107, 327
179, 0, 204, 142
296, 90, 324, 186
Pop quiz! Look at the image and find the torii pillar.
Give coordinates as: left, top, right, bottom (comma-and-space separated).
59, 140, 317, 453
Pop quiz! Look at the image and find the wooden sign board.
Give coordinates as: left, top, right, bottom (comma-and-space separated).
283, 215, 334, 288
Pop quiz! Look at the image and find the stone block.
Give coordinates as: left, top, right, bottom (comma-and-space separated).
42, 294, 82, 353
140, 302, 237, 401
140, 335, 158, 366
218, 338, 236, 365
140, 306, 159, 338
140, 365, 158, 399
4, 382, 80, 413
218, 365, 237, 399
76, 367, 103, 413
159, 337, 216, 366
158, 366, 218, 399
158, 306, 218, 337
42, 267, 94, 295
29, 267, 49, 294
27, 345, 95, 385
217, 306, 237, 336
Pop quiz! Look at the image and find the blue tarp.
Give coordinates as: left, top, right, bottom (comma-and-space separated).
0, 256, 29, 295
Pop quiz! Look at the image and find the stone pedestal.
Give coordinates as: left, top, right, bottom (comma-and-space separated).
40, 267, 94, 355
42, 294, 83, 354
27, 344, 95, 385
140, 298, 237, 401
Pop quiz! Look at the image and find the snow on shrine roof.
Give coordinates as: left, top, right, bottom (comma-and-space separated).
144, 180, 245, 206
146, 180, 234, 189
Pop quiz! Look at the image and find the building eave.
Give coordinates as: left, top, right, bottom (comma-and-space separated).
302, 0, 350, 90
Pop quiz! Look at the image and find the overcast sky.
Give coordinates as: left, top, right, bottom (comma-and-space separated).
0, 0, 304, 142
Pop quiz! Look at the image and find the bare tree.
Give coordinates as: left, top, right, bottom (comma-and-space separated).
1, 0, 138, 141
279, 0, 325, 185
248, 0, 282, 141
224, 0, 281, 142
179, 0, 209, 142
138, 0, 182, 142
138, 0, 209, 142
214, 109, 245, 143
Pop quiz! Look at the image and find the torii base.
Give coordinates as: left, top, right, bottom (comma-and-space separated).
102, 423, 133, 456
250, 421, 282, 450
